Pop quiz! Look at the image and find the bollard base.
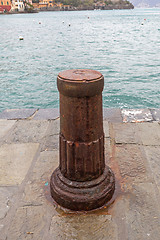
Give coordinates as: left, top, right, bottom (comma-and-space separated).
50, 166, 115, 211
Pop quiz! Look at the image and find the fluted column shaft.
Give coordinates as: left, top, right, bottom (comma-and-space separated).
58, 70, 104, 181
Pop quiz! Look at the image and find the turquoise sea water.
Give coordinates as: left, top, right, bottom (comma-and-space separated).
0, 8, 160, 112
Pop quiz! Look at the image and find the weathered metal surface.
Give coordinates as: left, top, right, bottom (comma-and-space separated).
50, 166, 115, 211
57, 69, 104, 98
50, 69, 115, 211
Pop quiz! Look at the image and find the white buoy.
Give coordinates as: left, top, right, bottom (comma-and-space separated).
19, 36, 24, 40
39, 22, 41, 24
62, 21, 64, 24
69, 23, 71, 26
141, 22, 144, 25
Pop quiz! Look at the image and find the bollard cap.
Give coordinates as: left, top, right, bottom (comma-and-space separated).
57, 69, 104, 97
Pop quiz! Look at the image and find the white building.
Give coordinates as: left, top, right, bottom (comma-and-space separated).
11, 0, 25, 11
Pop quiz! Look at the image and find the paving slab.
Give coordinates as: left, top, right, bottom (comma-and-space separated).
150, 109, 160, 121
144, 146, 160, 194
23, 151, 59, 205
48, 119, 60, 135
50, 214, 117, 240
104, 138, 111, 165
125, 182, 160, 240
103, 120, 110, 138
114, 144, 148, 189
0, 187, 18, 220
0, 110, 160, 240
0, 223, 4, 233
0, 120, 16, 140
103, 108, 122, 123
112, 123, 140, 144
121, 109, 153, 123
41, 134, 59, 152
3, 120, 49, 144
110, 196, 129, 240
0, 109, 37, 120
137, 122, 160, 146
40, 119, 60, 152
33, 108, 59, 120
6, 205, 49, 240
0, 143, 39, 185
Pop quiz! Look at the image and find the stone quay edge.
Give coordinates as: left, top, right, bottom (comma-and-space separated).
0, 108, 160, 122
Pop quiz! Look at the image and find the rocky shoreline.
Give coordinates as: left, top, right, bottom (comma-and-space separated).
0, 9, 38, 14
39, 3, 134, 12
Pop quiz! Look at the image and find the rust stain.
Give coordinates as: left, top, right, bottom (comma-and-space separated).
75, 142, 79, 147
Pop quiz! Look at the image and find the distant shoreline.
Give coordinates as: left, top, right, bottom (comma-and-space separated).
36, 4, 134, 12
0, 9, 38, 14
1, 7, 134, 15
0, 2, 134, 14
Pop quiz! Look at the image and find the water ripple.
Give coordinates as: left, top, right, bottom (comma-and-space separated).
0, 8, 160, 111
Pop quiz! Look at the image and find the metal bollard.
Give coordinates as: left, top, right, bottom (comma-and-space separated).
50, 69, 115, 211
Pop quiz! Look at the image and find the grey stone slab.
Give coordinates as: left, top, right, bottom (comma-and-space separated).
4, 120, 49, 144
40, 119, 60, 151
31, 150, 59, 183
41, 134, 59, 152
121, 109, 153, 123
111, 196, 129, 240
113, 123, 139, 144
4, 152, 59, 239
138, 122, 160, 146
144, 146, 160, 193
0, 224, 4, 233
0, 120, 16, 139
47, 119, 60, 135
0, 109, 37, 120
0, 143, 39, 186
103, 120, 110, 138
23, 151, 58, 205
6, 205, 49, 240
50, 214, 117, 240
125, 183, 160, 240
104, 138, 111, 166
0, 187, 18, 220
33, 108, 59, 120
150, 109, 160, 121
115, 144, 148, 188
103, 108, 122, 123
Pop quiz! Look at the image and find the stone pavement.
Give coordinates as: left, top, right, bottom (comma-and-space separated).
0, 108, 160, 240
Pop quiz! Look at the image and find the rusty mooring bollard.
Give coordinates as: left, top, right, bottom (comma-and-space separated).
50, 69, 115, 211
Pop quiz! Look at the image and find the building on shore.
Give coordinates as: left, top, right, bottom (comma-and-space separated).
94, 1, 106, 9
33, 1, 63, 10
11, 0, 25, 11
0, 0, 11, 12
0, 0, 133, 12
0, 0, 33, 12
33, 0, 134, 11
